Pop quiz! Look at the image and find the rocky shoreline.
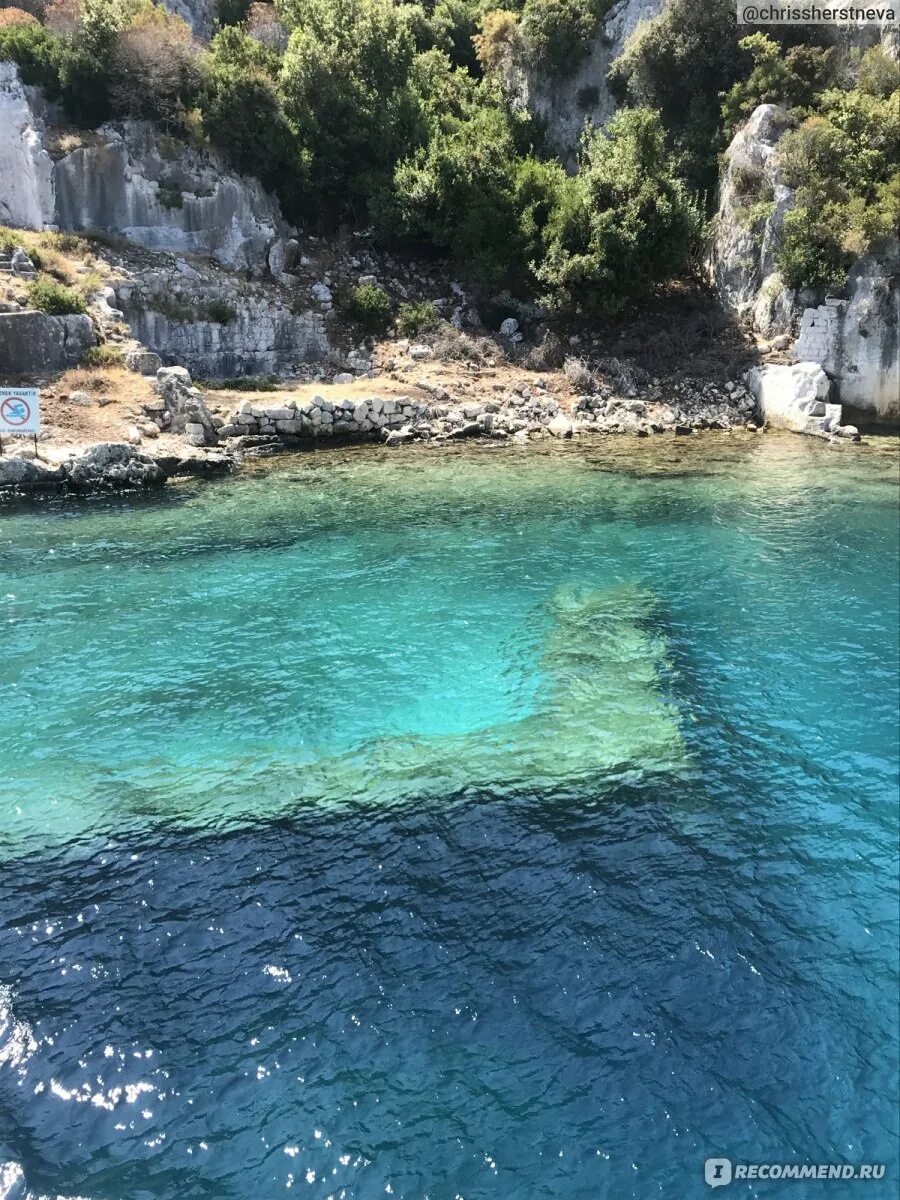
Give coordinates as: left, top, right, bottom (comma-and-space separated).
0, 359, 872, 500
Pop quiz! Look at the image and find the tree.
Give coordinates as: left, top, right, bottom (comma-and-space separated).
277, 0, 420, 214
536, 108, 701, 315
721, 33, 834, 132
608, 0, 742, 199
109, 5, 199, 126
202, 26, 305, 211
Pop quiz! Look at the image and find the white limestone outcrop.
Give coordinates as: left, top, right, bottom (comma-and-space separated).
745, 362, 844, 435
712, 104, 796, 336
793, 254, 900, 422
53, 122, 290, 270
0, 62, 54, 229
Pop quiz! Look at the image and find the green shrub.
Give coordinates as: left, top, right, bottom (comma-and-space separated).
857, 46, 900, 99
39, 230, 91, 256
395, 300, 440, 335
535, 108, 701, 316
278, 0, 420, 212
0, 227, 25, 254
157, 182, 184, 210
82, 344, 124, 367
0, 21, 60, 93
428, 0, 485, 74
473, 8, 519, 73
776, 116, 845, 191
776, 199, 849, 292
205, 300, 238, 323
387, 104, 527, 286
773, 83, 899, 288
519, 0, 613, 77
721, 34, 835, 133
609, 0, 743, 198
27, 277, 87, 315
346, 284, 393, 334
202, 36, 306, 213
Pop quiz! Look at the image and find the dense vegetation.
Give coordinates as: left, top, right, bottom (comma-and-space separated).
609, 0, 899, 292
1, 0, 895, 308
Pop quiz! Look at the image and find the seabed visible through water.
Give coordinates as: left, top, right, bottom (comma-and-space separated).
1, 431, 898, 1199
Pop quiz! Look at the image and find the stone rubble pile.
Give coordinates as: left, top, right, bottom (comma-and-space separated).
211, 373, 763, 451
140, 367, 222, 446
573, 377, 758, 435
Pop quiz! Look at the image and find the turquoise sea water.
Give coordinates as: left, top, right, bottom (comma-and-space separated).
0, 433, 898, 1199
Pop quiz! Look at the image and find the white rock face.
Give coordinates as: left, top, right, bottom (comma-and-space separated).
745, 362, 842, 435
712, 104, 796, 334
127, 303, 329, 378
54, 122, 290, 270
0, 63, 55, 229
794, 254, 900, 421
715, 105, 898, 422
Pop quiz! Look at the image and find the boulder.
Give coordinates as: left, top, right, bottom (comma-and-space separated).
548, 415, 574, 438
157, 365, 193, 387
745, 362, 842, 435
449, 421, 481, 439
267, 237, 299, 279
65, 443, 167, 490
125, 348, 163, 375
384, 428, 415, 446
0, 311, 95, 373
0, 457, 65, 491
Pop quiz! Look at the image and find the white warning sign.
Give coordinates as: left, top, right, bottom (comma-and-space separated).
0, 388, 40, 435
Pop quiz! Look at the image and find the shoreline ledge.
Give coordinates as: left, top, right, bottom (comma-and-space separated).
0, 422, 884, 501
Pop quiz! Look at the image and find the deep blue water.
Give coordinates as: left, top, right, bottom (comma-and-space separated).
0, 435, 898, 1199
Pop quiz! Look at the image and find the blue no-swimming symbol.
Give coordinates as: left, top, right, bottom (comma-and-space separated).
1, 397, 31, 427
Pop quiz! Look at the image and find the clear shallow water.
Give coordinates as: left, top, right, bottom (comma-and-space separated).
0, 434, 898, 1199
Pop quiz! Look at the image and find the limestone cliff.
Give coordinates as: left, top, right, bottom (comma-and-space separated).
53, 122, 290, 271
117, 261, 330, 376
712, 103, 797, 337
0, 62, 55, 229
712, 104, 899, 422
794, 255, 899, 423
159, 0, 216, 39
0, 65, 290, 271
